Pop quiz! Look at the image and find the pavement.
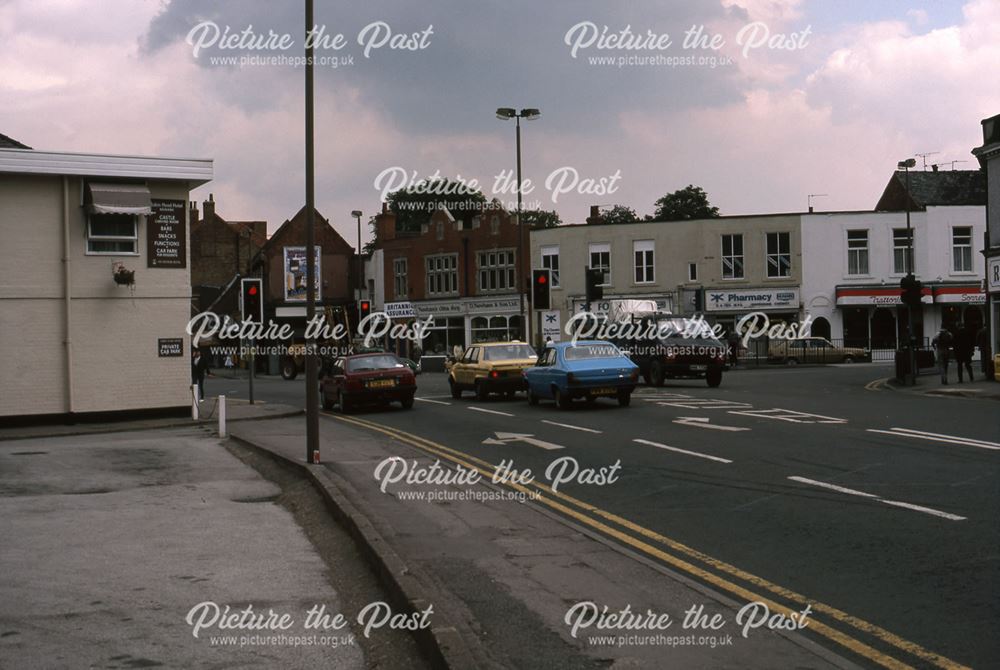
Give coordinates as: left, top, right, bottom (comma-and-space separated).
883, 373, 1000, 399
0, 425, 366, 670
230, 415, 859, 670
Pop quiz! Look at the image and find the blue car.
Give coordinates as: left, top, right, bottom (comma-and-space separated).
524, 340, 639, 409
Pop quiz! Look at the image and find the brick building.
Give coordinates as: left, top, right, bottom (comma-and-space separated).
189, 194, 266, 317
373, 202, 530, 363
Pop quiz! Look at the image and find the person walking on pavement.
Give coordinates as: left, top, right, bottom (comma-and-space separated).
192, 349, 211, 401
932, 327, 954, 384
953, 322, 975, 383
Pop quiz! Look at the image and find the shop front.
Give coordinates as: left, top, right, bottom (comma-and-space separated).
835, 285, 933, 349
933, 285, 986, 333
703, 287, 801, 336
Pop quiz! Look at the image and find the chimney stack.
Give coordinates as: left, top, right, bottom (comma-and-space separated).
189, 201, 199, 226
586, 205, 604, 225
203, 193, 215, 222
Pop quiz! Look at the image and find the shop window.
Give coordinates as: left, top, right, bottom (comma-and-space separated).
589, 243, 611, 286
952, 227, 973, 272
633, 240, 655, 284
846, 230, 869, 276
721, 234, 744, 279
425, 254, 458, 296
471, 314, 520, 342
892, 229, 913, 274
87, 213, 138, 254
422, 316, 466, 355
477, 249, 516, 293
541, 245, 560, 287
765, 232, 791, 278
393, 258, 407, 298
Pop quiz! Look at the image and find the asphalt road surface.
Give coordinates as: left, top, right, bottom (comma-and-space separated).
210, 365, 1000, 669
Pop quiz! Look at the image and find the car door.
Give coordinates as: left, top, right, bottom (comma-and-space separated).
530, 348, 557, 397
327, 358, 345, 399
456, 347, 478, 386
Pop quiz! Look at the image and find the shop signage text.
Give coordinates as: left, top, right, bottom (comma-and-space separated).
147, 199, 186, 268
704, 288, 799, 312
158, 338, 184, 357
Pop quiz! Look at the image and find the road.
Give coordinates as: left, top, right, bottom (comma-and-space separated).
209, 365, 1000, 669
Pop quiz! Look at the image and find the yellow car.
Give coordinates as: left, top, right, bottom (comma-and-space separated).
448, 342, 538, 400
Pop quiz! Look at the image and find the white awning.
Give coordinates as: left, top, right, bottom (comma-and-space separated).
86, 182, 152, 215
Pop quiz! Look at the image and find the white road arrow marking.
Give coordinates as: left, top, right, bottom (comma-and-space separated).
481, 432, 565, 450
673, 417, 750, 432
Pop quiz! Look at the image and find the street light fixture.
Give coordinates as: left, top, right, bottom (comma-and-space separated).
897, 157, 917, 385
496, 106, 541, 345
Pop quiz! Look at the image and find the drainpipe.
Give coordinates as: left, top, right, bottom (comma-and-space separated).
62, 176, 74, 413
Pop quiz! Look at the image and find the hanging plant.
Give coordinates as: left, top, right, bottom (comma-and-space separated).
112, 264, 135, 286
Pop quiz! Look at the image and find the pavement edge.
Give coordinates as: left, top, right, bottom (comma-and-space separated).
228, 433, 491, 670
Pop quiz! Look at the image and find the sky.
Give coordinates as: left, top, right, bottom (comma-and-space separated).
2, 0, 998, 247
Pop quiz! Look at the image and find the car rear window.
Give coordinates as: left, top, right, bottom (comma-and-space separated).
483, 344, 537, 361
563, 344, 623, 360
346, 355, 405, 372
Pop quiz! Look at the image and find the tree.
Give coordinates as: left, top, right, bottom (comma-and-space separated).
520, 208, 562, 229
601, 204, 639, 225
652, 185, 719, 221
386, 178, 487, 233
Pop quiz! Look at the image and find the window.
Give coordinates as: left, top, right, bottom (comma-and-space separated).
846, 230, 869, 276
471, 315, 522, 342
477, 249, 516, 292
892, 228, 913, 274
425, 254, 458, 296
490, 216, 500, 234
393, 258, 407, 298
435, 221, 444, 240
952, 226, 973, 272
540, 245, 560, 287
688, 263, 698, 282
87, 214, 138, 254
721, 234, 744, 279
633, 240, 655, 284
589, 243, 611, 286
765, 232, 791, 278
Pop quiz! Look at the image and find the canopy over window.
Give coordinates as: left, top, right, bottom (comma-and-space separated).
86, 182, 152, 215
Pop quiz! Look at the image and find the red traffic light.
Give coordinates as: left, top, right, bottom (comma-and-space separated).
361, 301, 370, 309
248, 286, 257, 296
537, 275, 547, 284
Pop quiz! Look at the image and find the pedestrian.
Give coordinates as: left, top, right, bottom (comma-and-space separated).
727, 330, 740, 367
931, 327, 953, 385
192, 349, 211, 401
976, 326, 991, 377
953, 322, 975, 383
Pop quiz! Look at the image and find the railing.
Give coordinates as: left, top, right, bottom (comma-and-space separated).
730, 337, 932, 367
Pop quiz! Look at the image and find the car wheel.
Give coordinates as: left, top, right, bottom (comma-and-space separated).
449, 377, 462, 399
554, 387, 570, 410
843, 356, 855, 364
706, 369, 722, 388
528, 389, 539, 406
618, 390, 631, 407
321, 390, 334, 410
650, 360, 665, 387
786, 358, 799, 366
338, 392, 351, 414
280, 359, 298, 380
475, 380, 489, 402
401, 395, 414, 409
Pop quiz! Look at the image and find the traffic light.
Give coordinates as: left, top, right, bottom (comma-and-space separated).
899, 274, 923, 309
359, 300, 371, 321
241, 278, 263, 323
532, 269, 551, 310
585, 267, 604, 304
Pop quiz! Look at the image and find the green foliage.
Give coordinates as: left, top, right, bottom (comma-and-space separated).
520, 208, 562, 229
652, 185, 720, 221
601, 205, 639, 225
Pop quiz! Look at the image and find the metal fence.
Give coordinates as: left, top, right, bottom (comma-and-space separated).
731, 337, 933, 368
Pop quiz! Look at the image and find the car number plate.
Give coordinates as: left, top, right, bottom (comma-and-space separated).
592, 387, 616, 396
690, 365, 707, 371
366, 379, 396, 389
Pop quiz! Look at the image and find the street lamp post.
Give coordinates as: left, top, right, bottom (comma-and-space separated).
352, 209, 364, 306
898, 157, 918, 385
304, 0, 319, 463
496, 107, 540, 346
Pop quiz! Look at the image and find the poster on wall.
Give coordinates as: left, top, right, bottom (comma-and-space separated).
147, 199, 186, 268
283, 246, 322, 302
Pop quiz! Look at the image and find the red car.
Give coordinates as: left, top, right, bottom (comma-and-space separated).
320, 353, 417, 412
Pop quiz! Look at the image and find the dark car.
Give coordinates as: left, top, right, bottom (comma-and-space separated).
320, 353, 416, 412
613, 315, 727, 388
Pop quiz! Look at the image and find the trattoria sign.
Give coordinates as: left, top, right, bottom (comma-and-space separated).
835, 287, 931, 306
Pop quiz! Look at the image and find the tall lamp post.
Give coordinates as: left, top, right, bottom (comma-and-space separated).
304, 0, 319, 463
352, 209, 364, 309
496, 107, 540, 345
898, 157, 918, 385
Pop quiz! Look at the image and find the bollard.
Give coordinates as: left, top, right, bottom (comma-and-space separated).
191, 384, 200, 420
218, 395, 227, 438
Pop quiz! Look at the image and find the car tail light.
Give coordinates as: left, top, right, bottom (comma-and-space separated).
489, 370, 499, 379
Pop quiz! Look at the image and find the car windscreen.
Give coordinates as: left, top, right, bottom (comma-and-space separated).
562, 344, 623, 360
482, 344, 537, 361
346, 355, 405, 372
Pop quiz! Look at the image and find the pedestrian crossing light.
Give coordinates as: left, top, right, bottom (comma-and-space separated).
532, 269, 551, 310
900, 274, 923, 309
585, 267, 604, 304
241, 278, 263, 324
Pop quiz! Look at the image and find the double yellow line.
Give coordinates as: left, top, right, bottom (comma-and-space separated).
329, 412, 969, 670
